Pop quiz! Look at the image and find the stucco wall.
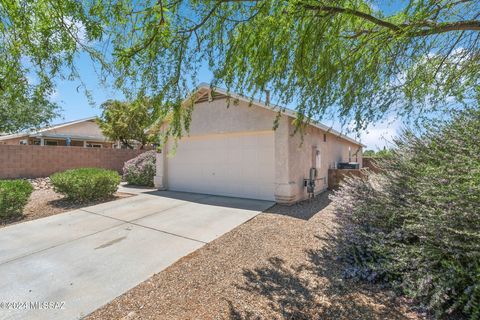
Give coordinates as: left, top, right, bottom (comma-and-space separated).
0, 120, 110, 146
186, 98, 277, 135
0, 137, 26, 145
155, 97, 363, 203
285, 121, 363, 202
41, 120, 107, 140
156, 98, 278, 191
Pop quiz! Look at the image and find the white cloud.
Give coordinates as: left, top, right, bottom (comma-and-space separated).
62, 17, 87, 44
358, 116, 402, 150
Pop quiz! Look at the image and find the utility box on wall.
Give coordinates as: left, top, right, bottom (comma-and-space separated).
337, 162, 360, 169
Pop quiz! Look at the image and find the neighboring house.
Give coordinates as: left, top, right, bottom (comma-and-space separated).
154, 84, 364, 204
0, 117, 117, 148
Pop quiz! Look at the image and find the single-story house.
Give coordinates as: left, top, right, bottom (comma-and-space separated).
0, 117, 117, 148
154, 84, 364, 204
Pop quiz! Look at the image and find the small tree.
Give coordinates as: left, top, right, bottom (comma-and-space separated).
363, 150, 376, 157
363, 148, 392, 158
97, 98, 157, 149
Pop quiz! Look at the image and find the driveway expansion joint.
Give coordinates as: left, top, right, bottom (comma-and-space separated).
80, 197, 213, 244
0, 219, 125, 266
0, 191, 269, 320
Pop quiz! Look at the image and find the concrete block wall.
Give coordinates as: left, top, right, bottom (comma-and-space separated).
0, 145, 144, 179
362, 157, 384, 173
327, 168, 367, 190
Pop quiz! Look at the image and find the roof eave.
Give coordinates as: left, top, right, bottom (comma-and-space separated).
195, 84, 365, 147
0, 117, 99, 141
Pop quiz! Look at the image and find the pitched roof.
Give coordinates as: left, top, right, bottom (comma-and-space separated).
193, 83, 365, 147
0, 117, 98, 141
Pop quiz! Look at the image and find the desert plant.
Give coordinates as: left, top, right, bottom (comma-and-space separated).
123, 150, 156, 186
331, 108, 480, 319
50, 168, 120, 202
0, 180, 33, 218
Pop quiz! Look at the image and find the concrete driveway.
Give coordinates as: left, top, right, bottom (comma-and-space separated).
0, 190, 273, 320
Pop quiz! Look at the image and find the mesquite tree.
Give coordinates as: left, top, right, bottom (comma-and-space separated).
1, 1, 479, 135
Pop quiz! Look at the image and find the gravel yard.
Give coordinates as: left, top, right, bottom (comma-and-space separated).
1, 178, 132, 227
87, 192, 422, 320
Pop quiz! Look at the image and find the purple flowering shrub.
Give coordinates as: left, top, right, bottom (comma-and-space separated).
330, 108, 480, 319
123, 150, 156, 186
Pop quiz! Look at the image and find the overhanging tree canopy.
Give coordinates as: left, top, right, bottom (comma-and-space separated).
1, 0, 479, 136
0, 0, 104, 132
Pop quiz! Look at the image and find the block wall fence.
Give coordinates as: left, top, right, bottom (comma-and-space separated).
0, 145, 145, 179
362, 157, 384, 173
327, 168, 367, 190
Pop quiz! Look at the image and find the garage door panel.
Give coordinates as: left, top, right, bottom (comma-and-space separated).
167, 132, 275, 201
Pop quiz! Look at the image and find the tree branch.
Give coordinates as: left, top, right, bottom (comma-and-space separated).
408, 20, 480, 36
300, 4, 401, 31
179, 2, 221, 34
300, 4, 480, 36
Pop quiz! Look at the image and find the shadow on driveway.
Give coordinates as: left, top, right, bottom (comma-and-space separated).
145, 190, 275, 211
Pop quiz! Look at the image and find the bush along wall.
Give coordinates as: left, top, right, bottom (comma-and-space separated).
0, 180, 33, 219
123, 150, 156, 186
330, 108, 480, 319
50, 168, 121, 202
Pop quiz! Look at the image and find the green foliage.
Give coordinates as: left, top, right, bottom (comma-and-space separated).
102, 0, 480, 135
0, 0, 104, 132
0, 180, 33, 219
123, 150, 156, 186
97, 98, 159, 149
2, 1, 479, 136
363, 148, 393, 158
50, 168, 120, 202
331, 108, 480, 318
362, 149, 376, 156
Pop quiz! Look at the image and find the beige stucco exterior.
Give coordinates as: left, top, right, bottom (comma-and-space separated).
155, 92, 363, 204
40, 120, 106, 140
0, 118, 115, 148
280, 118, 362, 203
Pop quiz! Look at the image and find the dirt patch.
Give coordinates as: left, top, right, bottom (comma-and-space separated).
1, 189, 133, 228
87, 192, 423, 320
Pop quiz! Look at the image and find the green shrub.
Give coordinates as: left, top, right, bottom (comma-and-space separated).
0, 180, 33, 218
122, 150, 156, 186
331, 108, 480, 319
50, 168, 121, 202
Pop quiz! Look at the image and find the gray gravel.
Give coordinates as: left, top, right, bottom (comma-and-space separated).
87, 191, 422, 320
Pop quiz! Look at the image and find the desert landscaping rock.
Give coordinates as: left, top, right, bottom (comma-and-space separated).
27, 177, 53, 190
0, 191, 271, 320
87, 192, 422, 320
1, 188, 132, 228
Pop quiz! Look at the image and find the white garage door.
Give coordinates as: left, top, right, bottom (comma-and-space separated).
167, 131, 275, 201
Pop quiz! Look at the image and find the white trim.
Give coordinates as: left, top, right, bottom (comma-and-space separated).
0, 132, 28, 141
0, 117, 98, 141
30, 133, 108, 141
33, 117, 98, 134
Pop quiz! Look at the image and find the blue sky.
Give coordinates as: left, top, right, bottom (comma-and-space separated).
51, 52, 400, 151
50, 2, 411, 151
